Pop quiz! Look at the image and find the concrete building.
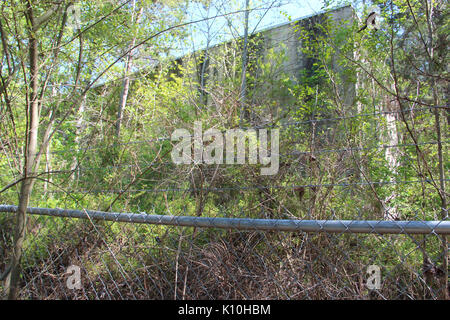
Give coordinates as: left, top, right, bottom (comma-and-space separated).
170, 5, 355, 122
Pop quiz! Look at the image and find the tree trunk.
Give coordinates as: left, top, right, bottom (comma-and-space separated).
433, 103, 448, 300
239, 0, 250, 126
116, 6, 143, 138
6, 2, 40, 299
71, 94, 86, 181
426, 0, 448, 300
382, 99, 400, 221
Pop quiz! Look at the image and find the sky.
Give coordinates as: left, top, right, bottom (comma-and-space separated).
173, 0, 327, 57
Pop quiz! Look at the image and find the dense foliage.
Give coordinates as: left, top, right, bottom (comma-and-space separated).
0, 0, 447, 299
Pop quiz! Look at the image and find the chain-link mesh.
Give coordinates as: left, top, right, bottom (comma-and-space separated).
0, 106, 448, 300
0, 207, 448, 299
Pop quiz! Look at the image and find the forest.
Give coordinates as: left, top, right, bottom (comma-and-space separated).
0, 0, 448, 300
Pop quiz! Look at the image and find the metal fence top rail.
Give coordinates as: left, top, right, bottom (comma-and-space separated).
0, 205, 449, 235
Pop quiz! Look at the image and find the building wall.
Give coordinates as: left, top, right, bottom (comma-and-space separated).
175, 5, 355, 121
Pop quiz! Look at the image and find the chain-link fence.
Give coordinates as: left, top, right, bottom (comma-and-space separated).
0, 106, 448, 300
0, 205, 448, 299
